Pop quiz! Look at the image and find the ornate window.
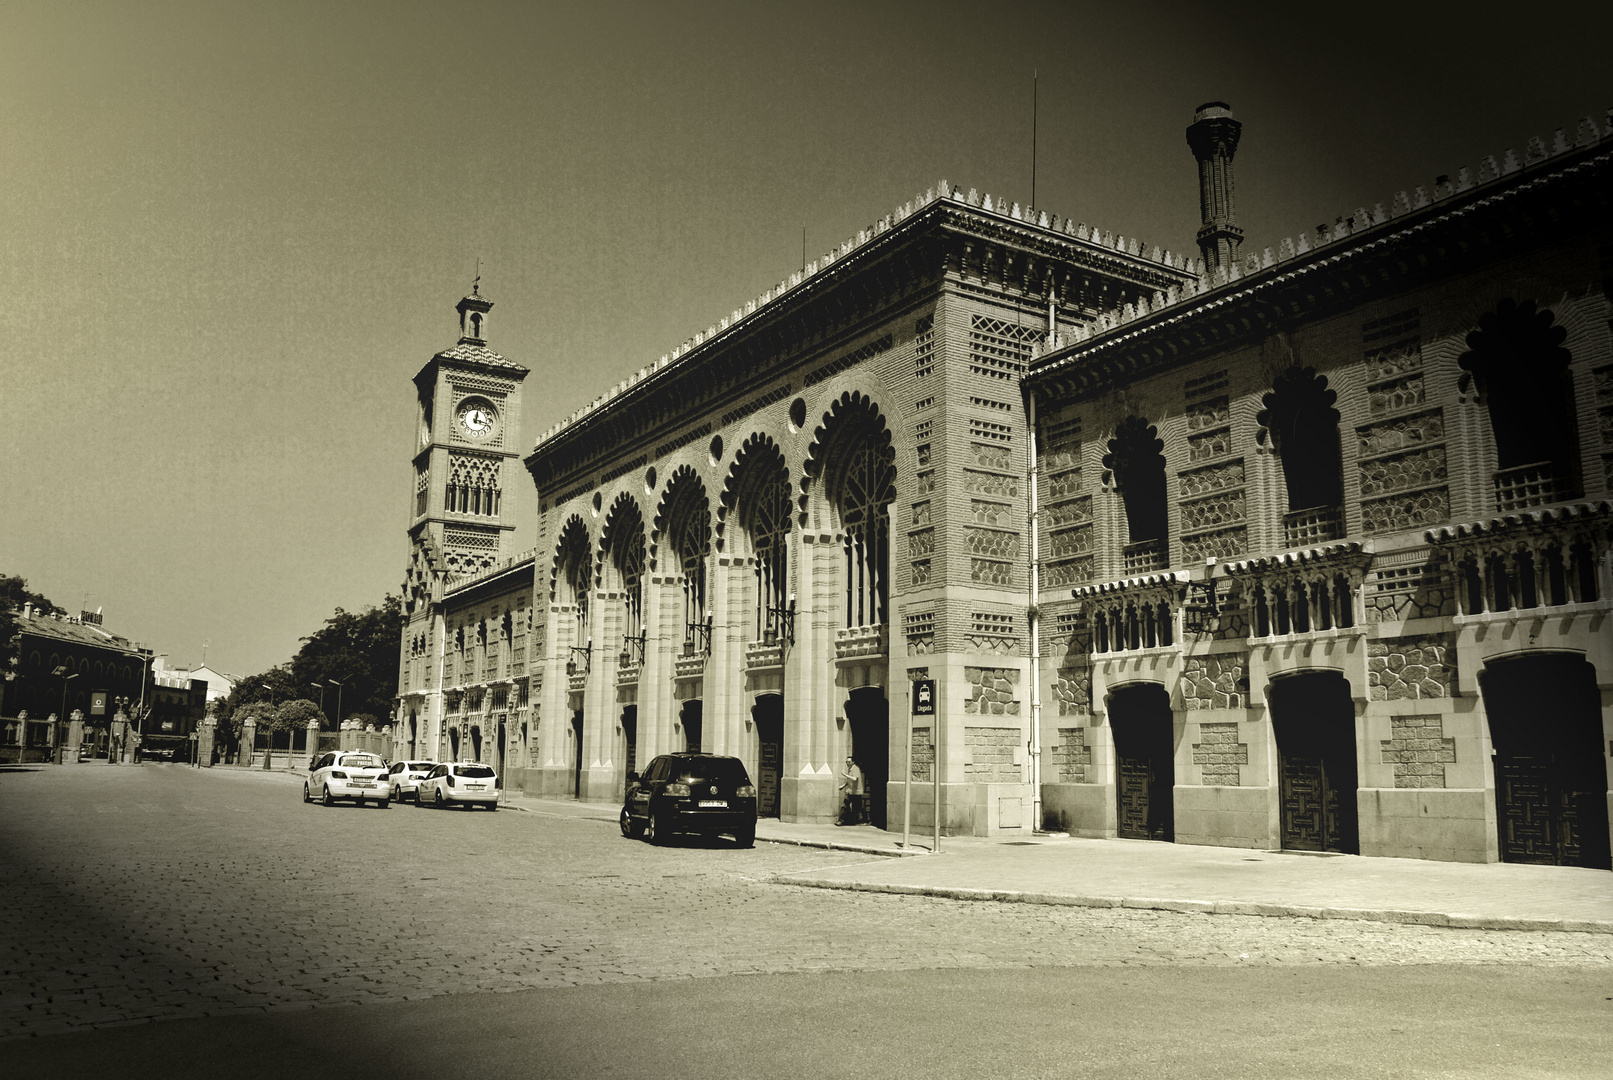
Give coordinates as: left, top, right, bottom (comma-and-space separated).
665, 480, 710, 648
1259, 367, 1343, 545
831, 431, 894, 628
554, 517, 592, 652
1459, 299, 1578, 510
605, 499, 647, 641
732, 441, 792, 641
448, 455, 502, 517
1104, 417, 1168, 572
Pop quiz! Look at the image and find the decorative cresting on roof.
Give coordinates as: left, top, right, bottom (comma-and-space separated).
651, 464, 707, 571
435, 342, 525, 371
532, 179, 1194, 453
548, 514, 591, 603
1031, 105, 1613, 376
716, 433, 788, 549
443, 547, 537, 596
1070, 571, 1187, 598
1424, 500, 1612, 543
596, 491, 646, 585
799, 390, 895, 517
1222, 541, 1373, 575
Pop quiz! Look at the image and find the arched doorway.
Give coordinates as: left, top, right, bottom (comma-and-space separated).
408, 711, 417, 758
496, 721, 506, 787
448, 725, 461, 761
1481, 654, 1610, 869
1269, 672, 1358, 854
846, 687, 888, 829
570, 710, 584, 797
1109, 683, 1174, 841
620, 704, 638, 779
680, 700, 703, 753
470, 724, 483, 763
752, 694, 783, 818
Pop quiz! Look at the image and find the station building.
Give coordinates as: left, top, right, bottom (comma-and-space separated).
395, 103, 1613, 868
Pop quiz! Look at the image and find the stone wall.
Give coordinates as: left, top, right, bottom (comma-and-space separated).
1051, 665, 1091, 715
1181, 653, 1248, 709
1379, 714, 1456, 787
1052, 726, 1090, 782
964, 666, 1021, 715
1191, 722, 1248, 785
1367, 634, 1456, 700
964, 726, 1020, 782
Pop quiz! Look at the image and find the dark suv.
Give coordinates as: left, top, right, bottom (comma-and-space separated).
620, 753, 757, 847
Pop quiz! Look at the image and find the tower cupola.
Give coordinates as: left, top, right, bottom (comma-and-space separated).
456, 279, 493, 345
1186, 102, 1244, 276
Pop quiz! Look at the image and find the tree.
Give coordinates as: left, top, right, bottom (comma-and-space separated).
272, 699, 323, 768
1, 575, 65, 715
290, 595, 403, 728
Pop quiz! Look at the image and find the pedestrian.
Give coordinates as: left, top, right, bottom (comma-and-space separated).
838, 755, 863, 825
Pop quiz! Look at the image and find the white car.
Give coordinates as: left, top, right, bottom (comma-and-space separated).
416, 762, 499, 810
387, 759, 439, 803
305, 751, 392, 808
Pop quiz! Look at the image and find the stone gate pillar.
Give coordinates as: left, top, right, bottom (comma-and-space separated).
240, 716, 257, 766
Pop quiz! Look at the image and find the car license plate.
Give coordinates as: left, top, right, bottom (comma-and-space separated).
465, 784, 485, 790
698, 799, 727, 808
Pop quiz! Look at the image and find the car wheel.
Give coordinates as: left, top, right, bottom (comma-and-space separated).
322, 788, 334, 808
735, 825, 755, 849
650, 810, 672, 846
435, 788, 445, 809
619, 807, 635, 838
303, 783, 311, 804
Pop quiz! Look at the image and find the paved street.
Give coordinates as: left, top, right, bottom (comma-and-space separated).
2, 764, 1610, 1076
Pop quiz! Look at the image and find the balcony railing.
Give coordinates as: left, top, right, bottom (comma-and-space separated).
1494, 461, 1562, 512
834, 623, 887, 662
1123, 539, 1167, 575
1283, 505, 1344, 549
745, 640, 785, 671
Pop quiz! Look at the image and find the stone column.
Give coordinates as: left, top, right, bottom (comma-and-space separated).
581, 589, 620, 801
707, 555, 739, 758
197, 714, 215, 767
63, 711, 82, 764
240, 716, 256, 767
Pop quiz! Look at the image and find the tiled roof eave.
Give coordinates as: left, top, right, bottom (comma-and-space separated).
1222, 541, 1372, 576
1424, 500, 1613, 543
1070, 570, 1186, 598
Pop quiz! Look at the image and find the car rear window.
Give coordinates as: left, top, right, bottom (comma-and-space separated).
340, 755, 383, 769
455, 765, 496, 778
676, 757, 751, 784
409, 762, 434, 771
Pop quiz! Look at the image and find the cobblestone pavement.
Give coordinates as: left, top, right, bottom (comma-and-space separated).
2, 764, 1609, 1041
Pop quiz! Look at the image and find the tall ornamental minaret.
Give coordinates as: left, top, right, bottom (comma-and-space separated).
1186, 102, 1244, 275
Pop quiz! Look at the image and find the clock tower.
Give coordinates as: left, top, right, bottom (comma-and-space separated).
402, 282, 530, 625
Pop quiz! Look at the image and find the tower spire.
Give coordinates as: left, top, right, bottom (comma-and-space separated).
1186, 102, 1244, 276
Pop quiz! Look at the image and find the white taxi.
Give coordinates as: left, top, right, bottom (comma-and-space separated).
387, 759, 439, 803
305, 751, 392, 808
416, 761, 499, 810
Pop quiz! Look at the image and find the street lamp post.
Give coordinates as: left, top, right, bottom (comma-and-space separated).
55, 667, 78, 763
328, 678, 347, 728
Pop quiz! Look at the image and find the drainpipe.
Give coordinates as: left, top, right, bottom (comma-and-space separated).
1025, 288, 1055, 834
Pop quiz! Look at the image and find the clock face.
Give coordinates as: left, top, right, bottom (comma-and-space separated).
456, 398, 498, 441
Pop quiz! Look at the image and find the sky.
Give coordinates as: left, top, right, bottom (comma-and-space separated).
2, 0, 1609, 680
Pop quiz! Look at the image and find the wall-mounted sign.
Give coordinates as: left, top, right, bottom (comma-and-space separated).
90, 692, 107, 716
912, 679, 936, 716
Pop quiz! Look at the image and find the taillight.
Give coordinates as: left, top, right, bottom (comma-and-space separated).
331, 771, 348, 780
446, 775, 456, 787
734, 784, 757, 798
665, 782, 690, 797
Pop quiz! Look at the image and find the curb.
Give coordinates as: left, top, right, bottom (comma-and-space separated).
503, 801, 921, 858
766, 877, 1613, 934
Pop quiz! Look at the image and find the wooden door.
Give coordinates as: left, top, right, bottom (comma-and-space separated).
753, 696, 783, 819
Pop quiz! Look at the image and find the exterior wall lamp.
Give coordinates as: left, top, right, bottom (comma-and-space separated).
566, 644, 592, 676
618, 634, 646, 668
764, 595, 796, 647
1182, 581, 1220, 636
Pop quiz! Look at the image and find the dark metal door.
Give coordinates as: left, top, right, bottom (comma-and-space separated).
1496, 755, 1555, 862
1116, 754, 1157, 839
1280, 753, 1333, 851
753, 695, 783, 819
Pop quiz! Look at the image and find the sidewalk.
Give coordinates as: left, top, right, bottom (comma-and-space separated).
504, 793, 1613, 934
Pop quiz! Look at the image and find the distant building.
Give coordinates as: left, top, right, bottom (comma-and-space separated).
152, 657, 236, 705
4, 606, 208, 759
